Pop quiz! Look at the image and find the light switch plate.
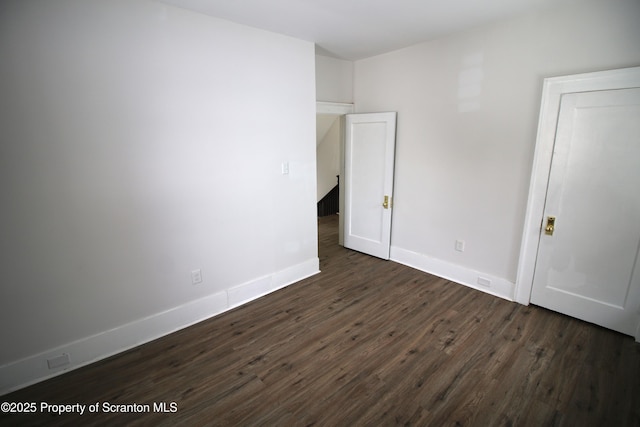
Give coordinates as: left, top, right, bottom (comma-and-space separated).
191, 269, 203, 285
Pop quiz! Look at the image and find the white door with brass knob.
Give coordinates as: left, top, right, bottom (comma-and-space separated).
530, 86, 640, 338
343, 112, 396, 259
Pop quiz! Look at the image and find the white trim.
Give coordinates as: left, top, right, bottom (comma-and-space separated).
228, 258, 320, 309
0, 258, 319, 396
391, 246, 515, 301
515, 66, 640, 305
316, 101, 354, 115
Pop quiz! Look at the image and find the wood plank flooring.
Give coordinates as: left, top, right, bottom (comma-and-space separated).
2, 214, 640, 426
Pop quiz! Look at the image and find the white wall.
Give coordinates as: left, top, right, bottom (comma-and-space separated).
354, 0, 640, 299
316, 116, 341, 201
0, 0, 318, 393
315, 55, 354, 103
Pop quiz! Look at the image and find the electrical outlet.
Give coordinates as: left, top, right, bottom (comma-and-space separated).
455, 240, 465, 252
191, 269, 203, 285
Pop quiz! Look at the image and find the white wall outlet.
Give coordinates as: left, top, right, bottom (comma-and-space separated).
47, 353, 70, 369
191, 269, 203, 285
281, 161, 289, 175
455, 240, 465, 252
477, 277, 491, 287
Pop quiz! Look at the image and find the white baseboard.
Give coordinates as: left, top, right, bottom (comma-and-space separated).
0, 257, 319, 396
390, 246, 514, 301
228, 258, 321, 309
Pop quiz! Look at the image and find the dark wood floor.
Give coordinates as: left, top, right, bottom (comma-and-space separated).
3, 215, 640, 426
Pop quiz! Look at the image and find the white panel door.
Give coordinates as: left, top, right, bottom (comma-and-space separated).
531, 88, 640, 337
344, 112, 396, 259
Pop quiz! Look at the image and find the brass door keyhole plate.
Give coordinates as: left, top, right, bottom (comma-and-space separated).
383, 195, 389, 209
545, 216, 556, 235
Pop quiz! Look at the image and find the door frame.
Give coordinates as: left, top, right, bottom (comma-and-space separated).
515, 67, 640, 318
316, 101, 354, 246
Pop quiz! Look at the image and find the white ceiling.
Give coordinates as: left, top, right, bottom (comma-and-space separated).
159, 0, 574, 60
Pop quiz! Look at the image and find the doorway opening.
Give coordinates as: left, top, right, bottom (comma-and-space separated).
316, 102, 354, 247
316, 113, 341, 218
315, 102, 397, 261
